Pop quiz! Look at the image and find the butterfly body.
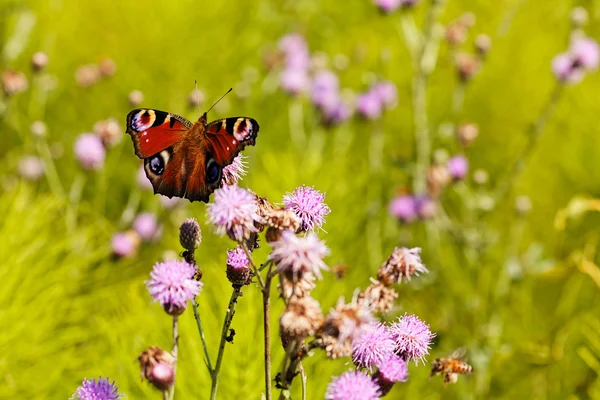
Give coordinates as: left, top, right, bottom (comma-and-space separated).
126, 108, 258, 203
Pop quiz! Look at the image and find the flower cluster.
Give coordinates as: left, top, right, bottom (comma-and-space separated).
111, 212, 162, 258
356, 81, 397, 120
552, 36, 599, 83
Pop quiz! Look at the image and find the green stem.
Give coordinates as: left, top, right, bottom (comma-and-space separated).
210, 287, 242, 400
263, 263, 273, 400
168, 315, 179, 400
192, 298, 213, 374
242, 242, 265, 289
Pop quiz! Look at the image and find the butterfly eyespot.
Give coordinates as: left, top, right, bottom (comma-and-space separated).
149, 154, 165, 175
206, 158, 221, 184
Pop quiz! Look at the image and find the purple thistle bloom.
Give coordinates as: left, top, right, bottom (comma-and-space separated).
552, 37, 599, 83
388, 195, 417, 223
146, 260, 202, 314
552, 53, 584, 83
389, 313, 435, 364
71, 377, 122, 400
269, 230, 329, 279
372, 81, 397, 109
357, 91, 382, 120
221, 155, 247, 186
377, 354, 408, 382
133, 212, 159, 242
283, 185, 331, 232
447, 155, 468, 180
111, 231, 139, 258
374, 0, 401, 13
74, 133, 105, 170
207, 184, 261, 242
352, 323, 396, 371
312, 70, 339, 108
326, 371, 381, 400
571, 37, 600, 70
227, 245, 250, 270
279, 68, 310, 95
279, 34, 310, 70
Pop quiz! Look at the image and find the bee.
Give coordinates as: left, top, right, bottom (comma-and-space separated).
331, 264, 348, 280
430, 348, 474, 385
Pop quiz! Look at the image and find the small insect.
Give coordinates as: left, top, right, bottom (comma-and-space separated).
331, 264, 348, 280
430, 348, 474, 385
225, 328, 236, 343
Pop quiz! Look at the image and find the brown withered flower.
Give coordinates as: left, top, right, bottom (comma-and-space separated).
264, 207, 301, 242
280, 296, 324, 339
427, 163, 452, 197
278, 270, 316, 300
377, 247, 428, 286
358, 280, 399, 313
2, 70, 28, 95
138, 347, 176, 391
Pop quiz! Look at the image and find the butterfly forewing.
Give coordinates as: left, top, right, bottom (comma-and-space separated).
126, 109, 192, 158
205, 117, 259, 165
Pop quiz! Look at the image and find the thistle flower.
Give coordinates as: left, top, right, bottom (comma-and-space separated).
2, 70, 28, 95
93, 118, 122, 148
322, 98, 353, 126
159, 195, 181, 209
427, 163, 452, 197
352, 323, 396, 371
283, 185, 331, 232
138, 347, 176, 391
447, 155, 469, 180
128, 90, 144, 106
279, 69, 310, 95
74, 133, 105, 171
372, 81, 397, 109
358, 280, 398, 313
457, 122, 479, 146
357, 91, 382, 120
456, 53, 480, 81
373, 354, 408, 395
389, 313, 435, 364
226, 245, 251, 286
279, 33, 310, 70
221, 155, 247, 186
18, 155, 45, 181
415, 195, 437, 220
207, 184, 261, 243
179, 218, 202, 251
280, 296, 324, 339
325, 371, 381, 400
278, 270, 317, 299
133, 212, 160, 242
71, 377, 122, 400
377, 247, 427, 286
111, 230, 141, 258
374, 0, 400, 14
264, 207, 301, 242
146, 260, 202, 315
269, 230, 329, 278
388, 195, 417, 223
553, 37, 600, 82
311, 70, 339, 109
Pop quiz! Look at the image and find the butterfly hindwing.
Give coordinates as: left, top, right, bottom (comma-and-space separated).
205, 117, 259, 165
126, 109, 192, 158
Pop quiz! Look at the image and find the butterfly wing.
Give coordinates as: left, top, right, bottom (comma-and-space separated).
126, 109, 192, 158
204, 117, 259, 165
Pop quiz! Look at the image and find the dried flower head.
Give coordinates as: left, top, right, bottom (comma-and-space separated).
415, 196, 437, 220
128, 90, 144, 106
427, 163, 452, 197
32, 51, 49, 72
280, 296, 324, 339
377, 247, 427, 286
98, 58, 117, 77
111, 230, 141, 258
74, 133, 106, 171
226, 245, 252, 286
18, 155, 45, 181
207, 184, 262, 242
133, 212, 160, 242
456, 53, 480, 81
146, 260, 202, 315
278, 270, 317, 299
138, 346, 176, 391
325, 371, 381, 400
221, 155, 247, 186
179, 218, 202, 251
71, 377, 122, 400
93, 118, 122, 148
358, 280, 398, 313
269, 230, 329, 279
352, 323, 396, 371
2, 70, 28, 95
283, 185, 331, 232
30, 121, 47, 138
475, 34, 492, 56
457, 123, 479, 146
75, 64, 101, 87
264, 207, 301, 240
373, 354, 408, 395
389, 313, 435, 364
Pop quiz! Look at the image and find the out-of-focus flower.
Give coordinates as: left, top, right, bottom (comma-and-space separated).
283, 185, 331, 232
352, 323, 396, 371
447, 155, 469, 180
473, 169, 488, 185
133, 212, 160, 242
226, 245, 251, 286
445, 22, 468, 46
138, 347, 176, 391
325, 371, 381, 400
111, 230, 141, 258
159, 195, 181, 209
415, 196, 437, 220
475, 34, 492, 56
377, 247, 427, 286
357, 91, 382, 120
146, 260, 202, 315
427, 163, 452, 197
374, 0, 401, 14
32, 51, 49, 72
2, 70, 28, 95
280, 296, 323, 339
553, 37, 599, 83
99, 58, 116, 77
264, 208, 302, 242
278, 270, 317, 299
75, 64, 101, 87
71, 377, 122, 400
312, 70, 339, 109
269, 230, 329, 278
18, 156, 44, 181
456, 53, 480, 81
137, 164, 153, 190
571, 7, 588, 28
515, 195, 532, 216
93, 118, 122, 148
279, 33, 310, 70
372, 81, 397, 109
128, 90, 144, 106
221, 155, 247, 186
388, 195, 417, 223
358, 280, 398, 313
279, 69, 310, 95
74, 133, 105, 170
179, 218, 201, 251
207, 184, 262, 242
30, 121, 47, 138
373, 354, 408, 395
188, 89, 205, 109
457, 122, 479, 146
322, 97, 354, 126
389, 313, 435, 364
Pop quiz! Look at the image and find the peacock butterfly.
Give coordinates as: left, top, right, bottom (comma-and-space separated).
126, 103, 259, 203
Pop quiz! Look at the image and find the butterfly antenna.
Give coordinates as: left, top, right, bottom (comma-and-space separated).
194, 80, 202, 115
206, 88, 232, 114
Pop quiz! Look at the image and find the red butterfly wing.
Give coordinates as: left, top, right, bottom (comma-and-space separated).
204, 117, 259, 165
126, 109, 192, 158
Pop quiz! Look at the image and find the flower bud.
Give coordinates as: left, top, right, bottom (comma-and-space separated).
138, 347, 176, 391
179, 218, 201, 251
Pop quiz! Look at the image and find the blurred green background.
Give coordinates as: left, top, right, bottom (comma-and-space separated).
2, 0, 600, 398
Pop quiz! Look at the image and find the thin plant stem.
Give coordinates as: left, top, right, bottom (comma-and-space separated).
263, 262, 273, 400
210, 287, 242, 400
492, 83, 564, 202
299, 362, 307, 400
168, 315, 179, 400
242, 242, 265, 289
192, 298, 213, 374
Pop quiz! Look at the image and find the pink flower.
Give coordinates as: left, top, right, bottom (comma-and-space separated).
269, 230, 329, 278
447, 155, 468, 180
146, 260, 202, 315
221, 155, 247, 186
374, 0, 401, 14
74, 133, 105, 170
389, 313, 435, 364
283, 185, 331, 231
388, 195, 417, 223
207, 184, 261, 242
326, 371, 381, 400
71, 377, 122, 400
280, 69, 310, 95
552, 37, 599, 83
357, 91, 382, 120
111, 231, 140, 258
352, 323, 396, 371
133, 212, 160, 242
